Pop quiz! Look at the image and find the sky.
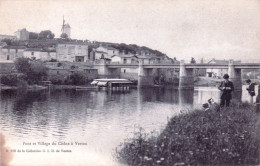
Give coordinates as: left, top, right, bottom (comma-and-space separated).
0, 0, 260, 61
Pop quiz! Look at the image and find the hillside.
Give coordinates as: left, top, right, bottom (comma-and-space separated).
3, 38, 171, 59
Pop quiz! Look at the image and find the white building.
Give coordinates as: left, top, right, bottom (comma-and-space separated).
95, 45, 119, 59
23, 48, 56, 61
1, 45, 26, 62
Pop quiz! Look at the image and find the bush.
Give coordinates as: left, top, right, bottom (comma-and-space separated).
49, 78, 63, 85
27, 61, 47, 84
0, 74, 28, 87
14, 58, 47, 84
0, 74, 18, 86
116, 103, 259, 165
64, 72, 87, 85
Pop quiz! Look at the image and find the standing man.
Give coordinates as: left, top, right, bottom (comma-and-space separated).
218, 74, 234, 107
246, 79, 255, 104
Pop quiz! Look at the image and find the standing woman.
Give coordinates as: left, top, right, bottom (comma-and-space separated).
218, 74, 234, 107
246, 79, 255, 104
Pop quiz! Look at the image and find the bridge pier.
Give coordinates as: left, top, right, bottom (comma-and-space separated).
228, 60, 242, 91
94, 59, 120, 78
138, 60, 154, 88
94, 59, 109, 78
179, 60, 194, 89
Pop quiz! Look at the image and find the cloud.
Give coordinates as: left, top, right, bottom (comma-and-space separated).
0, 0, 260, 60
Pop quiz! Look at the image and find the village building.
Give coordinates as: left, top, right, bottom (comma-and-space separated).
0, 34, 17, 41
56, 42, 89, 62
93, 50, 109, 60
23, 48, 57, 61
1, 45, 26, 62
45, 61, 98, 82
95, 45, 119, 59
206, 58, 241, 78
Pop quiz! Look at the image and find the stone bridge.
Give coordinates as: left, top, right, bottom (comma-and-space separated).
94, 59, 260, 89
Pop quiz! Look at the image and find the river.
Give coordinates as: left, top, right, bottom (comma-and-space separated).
0, 86, 257, 166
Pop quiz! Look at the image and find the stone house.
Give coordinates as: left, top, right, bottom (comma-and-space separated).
95, 45, 119, 59
23, 48, 56, 61
56, 43, 89, 62
45, 62, 98, 82
1, 45, 26, 62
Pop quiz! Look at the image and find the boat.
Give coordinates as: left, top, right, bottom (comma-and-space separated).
90, 78, 135, 88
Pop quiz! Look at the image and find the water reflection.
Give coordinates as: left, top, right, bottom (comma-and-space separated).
0, 86, 255, 165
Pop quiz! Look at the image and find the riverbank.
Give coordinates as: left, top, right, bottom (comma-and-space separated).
116, 103, 260, 165
0, 84, 47, 90
0, 84, 96, 90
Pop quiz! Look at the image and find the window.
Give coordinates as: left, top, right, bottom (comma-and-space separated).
101, 54, 104, 59
16, 49, 18, 53
124, 69, 126, 73
57, 71, 60, 74
123, 59, 127, 64
31, 52, 34, 55
7, 55, 10, 60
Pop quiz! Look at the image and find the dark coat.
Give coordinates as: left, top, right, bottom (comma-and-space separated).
246, 83, 255, 96
218, 80, 234, 100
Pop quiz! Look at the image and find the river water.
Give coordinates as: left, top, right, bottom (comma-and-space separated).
0, 86, 257, 166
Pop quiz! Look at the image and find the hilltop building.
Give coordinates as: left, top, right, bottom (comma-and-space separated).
61, 16, 71, 38
63, 24, 71, 38
15, 28, 29, 40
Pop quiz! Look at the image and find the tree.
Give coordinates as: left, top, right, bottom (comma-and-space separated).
38, 30, 55, 39
15, 58, 31, 74
191, 57, 196, 64
1, 38, 12, 45
29, 32, 39, 39
60, 33, 68, 39
27, 61, 47, 84
65, 72, 87, 85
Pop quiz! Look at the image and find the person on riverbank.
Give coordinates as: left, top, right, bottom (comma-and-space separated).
246, 79, 255, 104
256, 88, 260, 113
255, 82, 260, 113
218, 74, 234, 107
208, 98, 220, 111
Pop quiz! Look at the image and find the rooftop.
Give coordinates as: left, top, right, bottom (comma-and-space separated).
208, 58, 241, 64
99, 45, 118, 50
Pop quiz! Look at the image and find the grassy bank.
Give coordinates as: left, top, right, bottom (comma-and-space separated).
115, 103, 259, 165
